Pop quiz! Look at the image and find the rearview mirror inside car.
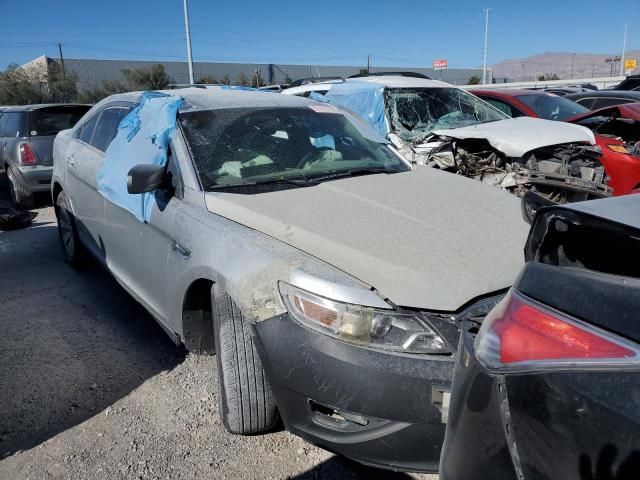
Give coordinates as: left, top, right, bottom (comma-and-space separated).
127, 164, 166, 194
521, 191, 555, 225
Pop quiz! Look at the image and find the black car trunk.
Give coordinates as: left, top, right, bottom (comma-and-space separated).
522, 206, 640, 342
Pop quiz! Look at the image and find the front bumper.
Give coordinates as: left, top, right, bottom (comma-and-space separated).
253, 313, 455, 473
14, 165, 53, 193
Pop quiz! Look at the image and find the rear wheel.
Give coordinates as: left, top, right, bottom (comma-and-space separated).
7, 166, 34, 209
56, 191, 88, 267
212, 285, 279, 435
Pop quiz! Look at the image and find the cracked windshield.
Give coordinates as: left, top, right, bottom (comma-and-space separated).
386, 87, 508, 143
180, 106, 408, 189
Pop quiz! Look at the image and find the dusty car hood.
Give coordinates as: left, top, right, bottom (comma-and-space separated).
204, 167, 529, 311
431, 116, 595, 157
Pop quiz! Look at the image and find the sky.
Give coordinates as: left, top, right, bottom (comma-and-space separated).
1, 0, 638, 70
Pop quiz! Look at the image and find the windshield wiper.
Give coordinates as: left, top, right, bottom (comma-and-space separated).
309, 167, 403, 183
209, 177, 317, 190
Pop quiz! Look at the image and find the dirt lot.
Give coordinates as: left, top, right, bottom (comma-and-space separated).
0, 192, 436, 480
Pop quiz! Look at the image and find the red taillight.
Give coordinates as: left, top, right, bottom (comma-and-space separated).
19, 143, 37, 165
475, 291, 636, 371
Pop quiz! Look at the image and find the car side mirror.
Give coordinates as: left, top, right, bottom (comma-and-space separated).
521, 191, 555, 225
127, 164, 166, 194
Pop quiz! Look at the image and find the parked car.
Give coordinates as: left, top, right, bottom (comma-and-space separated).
281, 79, 342, 97
613, 74, 640, 91
293, 76, 611, 204
440, 192, 640, 480
564, 90, 640, 110
0, 103, 91, 208
470, 89, 640, 195
52, 88, 530, 472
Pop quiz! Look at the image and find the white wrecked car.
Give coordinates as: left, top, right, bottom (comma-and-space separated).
291, 75, 612, 203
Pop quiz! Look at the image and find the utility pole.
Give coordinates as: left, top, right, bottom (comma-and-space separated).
57, 42, 66, 76
521, 63, 525, 81
183, 0, 195, 84
570, 53, 575, 80
620, 24, 629, 76
482, 8, 491, 85
367, 55, 370, 74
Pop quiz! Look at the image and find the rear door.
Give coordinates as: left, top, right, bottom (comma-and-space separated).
64, 105, 130, 257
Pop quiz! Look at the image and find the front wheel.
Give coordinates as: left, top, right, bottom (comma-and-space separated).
56, 192, 88, 267
212, 285, 279, 435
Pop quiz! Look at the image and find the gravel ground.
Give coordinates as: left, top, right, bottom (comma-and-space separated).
0, 189, 437, 480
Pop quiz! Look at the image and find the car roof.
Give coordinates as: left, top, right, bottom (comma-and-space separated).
347, 75, 450, 89
0, 103, 91, 112
565, 90, 640, 100
470, 88, 547, 97
100, 87, 321, 112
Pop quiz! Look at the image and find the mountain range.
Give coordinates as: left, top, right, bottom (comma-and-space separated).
491, 51, 640, 81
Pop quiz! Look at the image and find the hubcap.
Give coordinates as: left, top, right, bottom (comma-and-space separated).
58, 209, 74, 257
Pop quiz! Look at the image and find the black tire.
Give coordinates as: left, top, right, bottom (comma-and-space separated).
55, 191, 88, 267
212, 285, 279, 435
7, 166, 34, 210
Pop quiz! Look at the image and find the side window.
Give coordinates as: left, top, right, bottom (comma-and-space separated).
591, 98, 633, 110
76, 113, 100, 145
0, 113, 7, 137
91, 107, 130, 153
575, 98, 596, 109
483, 98, 516, 117
4, 112, 28, 137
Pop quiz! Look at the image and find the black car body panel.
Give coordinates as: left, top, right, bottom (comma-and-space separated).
440, 195, 640, 480
253, 313, 456, 472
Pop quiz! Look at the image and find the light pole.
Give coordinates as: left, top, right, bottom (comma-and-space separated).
570, 53, 576, 80
620, 24, 629, 76
482, 8, 491, 85
183, 0, 195, 84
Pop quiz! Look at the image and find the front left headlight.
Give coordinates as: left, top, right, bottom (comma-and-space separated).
279, 282, 449, 354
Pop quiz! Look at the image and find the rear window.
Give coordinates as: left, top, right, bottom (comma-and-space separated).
2, 112, 28, 137
28, 106, 91, 137
516, 94, 589, 121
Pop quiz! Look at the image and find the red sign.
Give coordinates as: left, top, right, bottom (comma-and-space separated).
433, 59, 448, 71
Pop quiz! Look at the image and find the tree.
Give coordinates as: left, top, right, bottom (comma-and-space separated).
236, 72, 250, 86
46, 62, 78, 103
122, 64, 172, 90
467, 75, 481, 85
221, 74, 231, 85
0, 66, 40, 105
251, 71, 265, 88
359, 68, 369, 75
283, 74, 292, 85
196, 75, 219, 84
537, 73, 560, 81
78, 79, 128, 103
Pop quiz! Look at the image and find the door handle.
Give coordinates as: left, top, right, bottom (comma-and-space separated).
171, 241, 191, 258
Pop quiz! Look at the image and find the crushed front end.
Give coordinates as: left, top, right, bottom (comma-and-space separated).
393, 135, 612, 204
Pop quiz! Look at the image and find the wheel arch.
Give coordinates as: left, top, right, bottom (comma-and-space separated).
181, 277, 216, 354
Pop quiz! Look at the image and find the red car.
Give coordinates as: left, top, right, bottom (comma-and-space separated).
471, 88, 640, 195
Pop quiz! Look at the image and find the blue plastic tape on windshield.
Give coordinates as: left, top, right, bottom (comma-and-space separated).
97, 91, 184, 223
321, 82, 388, 138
